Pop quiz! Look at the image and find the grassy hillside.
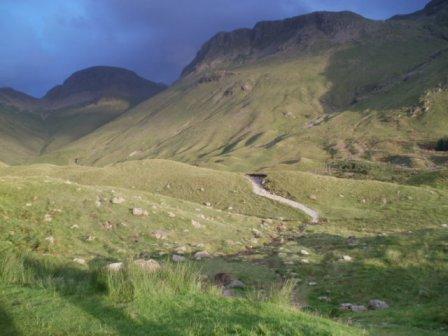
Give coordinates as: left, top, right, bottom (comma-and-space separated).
259, 170, 448, 335
0, 163, 364, 335
0, 160, 447, 335
33, 8, 448, 172
0, 159, 306, 221
0, 106, 47, 164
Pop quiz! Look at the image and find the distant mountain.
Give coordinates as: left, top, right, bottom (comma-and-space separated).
45, 0, 448, 170
1, 0, 448, 169
42, 66, 167, 110
182, 11, 379, 76
0, 66, 166, 163
0, 87, 39, 111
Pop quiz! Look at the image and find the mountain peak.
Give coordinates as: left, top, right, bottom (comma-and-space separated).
390, 0, 448, 20
182, 11, 376, 76
0, 87, 39, 111
43, 66, 167, 110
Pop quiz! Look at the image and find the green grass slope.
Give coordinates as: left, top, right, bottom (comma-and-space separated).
0, 159, 306, 221
36, 6, 448, 171
0, 161, 447, 334
0, 106, 47, 164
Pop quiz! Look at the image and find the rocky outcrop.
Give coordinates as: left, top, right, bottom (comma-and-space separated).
182, 11, 378, 76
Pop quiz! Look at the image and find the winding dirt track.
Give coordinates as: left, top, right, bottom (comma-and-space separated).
247, 175, 319, 223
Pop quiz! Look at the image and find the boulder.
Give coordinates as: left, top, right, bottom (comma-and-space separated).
107, 262, 124, 272
191, 220, 205, 229
341, 255, 353, 262
133, 259, 161, 272
340, 303, 367, 312
347, 236, 359, 246
214, 273, 232, 286
194, 251, 211, 260
111, 196, 125, 204
45, 236, 55, 244
227, 279, 245, 289
151, 230, 169, 240
172, 255, 186, 262
368, 299, 389, 310
251, 229, 263, 238
73, 258, 86, 265
132, 208, 148, 216
222, 288, 235, 297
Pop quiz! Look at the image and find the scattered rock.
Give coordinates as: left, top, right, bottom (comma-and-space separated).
227, 279, 245, 289
308, 281, 317, 286
45, 236, 55, 244
227, 206, 233, 211
301, 258, 310, 264
132, 208, 148, 216
368, 299, 389, 310
214, 273, 233, 286
138, 251, 151, 259
111, 196, 125, 204
199, 187, 205, 192
318, 296, 331, 302
340, 303, 367, 312
309, 195, 318, 201
347, 236, 359, 246
73, 258, 86, 265
133, 259, 161, 272
44, 214, 53, 222
194, 251, 211, 260
107, 262, 124, 272
151, 230, 169, 240
103, 221, 113, 230
25, 203, 32, 207
341, 255, 353, 262
172, 255, 186, 262
251, 229, 263, 238
175, 246, 188, 254
70, 224, 79, 229
442, 224, 448, 228
191, 220, 205, 229
204, 202, 212, 207
300, 249, 310, 256
168, 212, 176, 218
222, 288, 235, 297
86, 235, 95, 242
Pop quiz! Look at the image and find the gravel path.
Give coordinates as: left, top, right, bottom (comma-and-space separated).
247, 175, 319, 223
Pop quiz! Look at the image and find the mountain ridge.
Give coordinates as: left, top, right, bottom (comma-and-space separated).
182, 11, 378, 76
0, 66, 166, 113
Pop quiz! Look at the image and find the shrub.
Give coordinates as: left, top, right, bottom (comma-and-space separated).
436, 137, 448, 151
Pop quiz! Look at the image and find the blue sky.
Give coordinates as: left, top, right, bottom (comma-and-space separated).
0, 0, 429, 97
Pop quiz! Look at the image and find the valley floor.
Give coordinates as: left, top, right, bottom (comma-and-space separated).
0, 159, 447, 335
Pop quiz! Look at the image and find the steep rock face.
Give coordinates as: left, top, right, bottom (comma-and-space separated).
42, 66, 167, 110
0, 87, 39, 111
391, 0, 448, 20
182, 11, 378, 76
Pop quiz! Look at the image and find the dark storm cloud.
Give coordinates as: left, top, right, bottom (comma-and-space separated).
0, 0, 429, 97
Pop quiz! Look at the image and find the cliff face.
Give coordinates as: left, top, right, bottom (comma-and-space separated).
182, 11, 378, 76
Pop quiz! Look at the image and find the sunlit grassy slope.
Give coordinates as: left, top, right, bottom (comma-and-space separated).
0, 98, 132, 165
37, 17, 448, 171
0, 159, 447, 335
